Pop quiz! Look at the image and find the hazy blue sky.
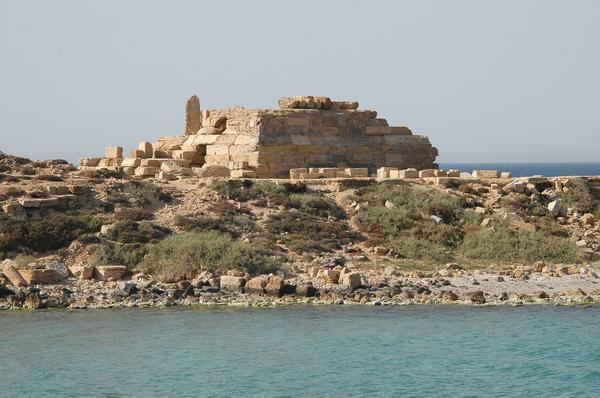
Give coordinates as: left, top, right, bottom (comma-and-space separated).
1, 0, 599, 163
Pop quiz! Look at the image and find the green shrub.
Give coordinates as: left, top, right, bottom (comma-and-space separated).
91, 242, 148, 268
386, 223, 463, 262
106, 221, 170, 244
459, 223, 577, 263
497, 195, 547, 217
107, 181, 170, 206
0, 211, 104, 253
143, 231, 283, 281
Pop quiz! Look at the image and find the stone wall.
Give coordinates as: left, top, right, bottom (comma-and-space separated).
81, 95, 438, 178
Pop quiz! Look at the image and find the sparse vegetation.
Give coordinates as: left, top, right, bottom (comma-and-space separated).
90, 242, 148, 268
106, 221, 171, 244
0, 211, 104, 253
143, 231, 284, 281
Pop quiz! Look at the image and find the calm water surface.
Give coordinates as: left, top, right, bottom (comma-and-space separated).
440, 162, 600, 177
1, 305, 599, 398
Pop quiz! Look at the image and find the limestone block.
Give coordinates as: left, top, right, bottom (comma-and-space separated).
121, 158, 142, 167
434, 170, 448, 177
365, 126, 392, 135
340, 272, 362, 290
220, 275, 245, 291
194, 165, 231, 178
321, 269, 341, 284
319, 168, 338, 178
141, 159, 161, 167
264, 276, 285, 297
130, 149, 146, 158
419, 169, 437, 178
94, 265, 126, 281
214, 135, 237, 145
153, 150, 170, 158
548, 200, 566, 217
20, 268, 61, 285
46, 185, 70, 195
290, 168, 308, 179
69, 264, 94, 280
389, 126, 412, 135
397, 168, 419, 178
230, 169, 257, 178
206, 145, 230, 156
500, 171, 513, 179
157, 171, 176, 181
123, 167, 136, 176
105, 146, 123, 159
139, 141, 153, 158
1, 260, 27, 287
185, 95, 202, 135
171, 150, 198, 160
330, 101, 359, 110
229, 161, 249, 169
134, 166, 159, 177
377, 167, 395, 178
346, 168, 369, 178
473, 170, 499, 179
245, 275, 268, 294
67, 185, 86, 195
446, 169, 461, 178
39, 198, 60, 207
80, 158, 101, 167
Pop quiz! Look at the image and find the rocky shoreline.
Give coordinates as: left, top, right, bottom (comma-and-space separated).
2, 262, 599, 311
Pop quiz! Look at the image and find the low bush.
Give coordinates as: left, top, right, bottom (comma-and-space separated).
265, 211, 359, 254
107, 181, 170, 206
143, 231, 284, 281
0, 211, 104, 253
106, 221, 170, 244
459, 223, 577, 263
91, 242, 148, 268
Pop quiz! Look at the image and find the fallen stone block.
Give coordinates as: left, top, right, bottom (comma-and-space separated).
340, 272, 362, 290
290, 168, 308, 179
265, 276, 285, 297
548, 200, 566, 217
134, 166, 159, 177
139, 142, 153, 158
473, 170, 499, 179
194, 165, 231, 178
1, 260, 28, 287
94, 265, 127, 281
69, 264, 94, 280
19, 198, 41, 208
20, 268, 61, 285
46, 185, 70, 195
67, 185, 86, 195
320, 269, 341, 284
220, 275, 245, 291
500, 171, 513, 178
346, 168, 369, 178
130, 149, 146, 158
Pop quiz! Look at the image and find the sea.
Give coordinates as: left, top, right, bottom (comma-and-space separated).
1, 306, 599, 398
439, 162, 600, 177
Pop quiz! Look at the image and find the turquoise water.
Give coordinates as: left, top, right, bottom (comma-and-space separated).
1, 306, 599, 397
440, 162, 600, 177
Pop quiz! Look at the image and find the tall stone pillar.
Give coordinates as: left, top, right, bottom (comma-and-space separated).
185, 95, 201, 135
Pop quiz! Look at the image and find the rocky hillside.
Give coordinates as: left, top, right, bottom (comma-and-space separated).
1, 152, 600, 309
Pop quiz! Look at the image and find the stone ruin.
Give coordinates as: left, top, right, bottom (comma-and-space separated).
80, 95, 439, 179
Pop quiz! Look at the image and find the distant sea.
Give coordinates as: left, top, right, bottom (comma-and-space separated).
440, 162, 600, 177
1, 306, 599, 397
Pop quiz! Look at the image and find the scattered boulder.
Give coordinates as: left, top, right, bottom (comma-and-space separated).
340, 272, 362, 290
320, 269, 341, 284
1, 260, 27, 287
466, 290, 486, 304
295, 283, 318, 297
69, 264, 94, 280
548, 200, 566, 217
94, 265, 126, 281
20, 268, 61, 285
220, 275, 245, 292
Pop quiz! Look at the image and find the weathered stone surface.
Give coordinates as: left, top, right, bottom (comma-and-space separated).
473, 170, 499, 179
20, 268, 61, 285
340, 272, 362, 290
185, 95, 202, 135
320, 269, 341, 284
1, 260, 27, 287
94, 265, 126, 281
245, 275, 268, 294
548, 200, 566, 217
220, 275, 245, 291
193, 165, 230, 178
69, 264, 94, 280
105, 146, 123, 159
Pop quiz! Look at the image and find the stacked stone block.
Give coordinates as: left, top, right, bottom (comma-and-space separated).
81, 95, 439, 179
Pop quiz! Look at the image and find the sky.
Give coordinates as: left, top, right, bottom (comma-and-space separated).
0, 0, 599, 164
